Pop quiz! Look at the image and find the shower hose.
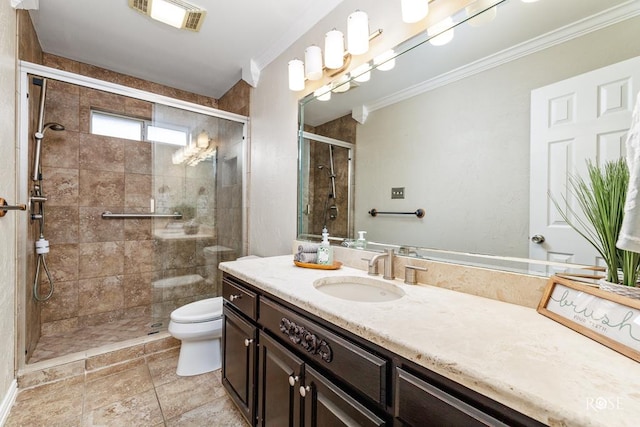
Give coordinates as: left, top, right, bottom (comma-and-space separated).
33, 235, 54, 302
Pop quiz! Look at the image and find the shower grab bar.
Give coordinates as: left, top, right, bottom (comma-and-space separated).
0, 197, 27, 218
101, 211, 183, 219
368, 208, 425, 218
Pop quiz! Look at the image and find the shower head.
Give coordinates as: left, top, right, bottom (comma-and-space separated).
32, 122, 65, 182
35, 122, 65, 139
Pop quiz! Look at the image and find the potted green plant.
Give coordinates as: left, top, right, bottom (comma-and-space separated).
552, 158, 640, 299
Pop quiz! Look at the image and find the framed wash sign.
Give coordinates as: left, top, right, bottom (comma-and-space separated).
538, 276, 640, 362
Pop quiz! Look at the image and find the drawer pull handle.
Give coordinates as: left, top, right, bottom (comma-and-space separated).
229, 294, 242, 301
279, 318, 333, 363
299, 385, 311, 397
288, 375, 299, 386
244, 338, 253, 347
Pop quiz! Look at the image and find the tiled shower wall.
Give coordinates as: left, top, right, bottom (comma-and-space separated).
38, 82, 219, 336
304, 114, 356, 238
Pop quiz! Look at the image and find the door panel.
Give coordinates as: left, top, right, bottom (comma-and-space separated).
530, 55, 640, 274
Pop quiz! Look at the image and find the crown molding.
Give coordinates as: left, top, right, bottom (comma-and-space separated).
366, 1, 640, 114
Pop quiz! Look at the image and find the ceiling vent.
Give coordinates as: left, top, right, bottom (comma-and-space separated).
129, 0, 206, 32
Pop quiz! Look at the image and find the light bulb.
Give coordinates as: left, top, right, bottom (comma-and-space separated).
325, 29, 345, 69
352, 63, 371, 82
332, 75, 351, 93
347, 10, 369, 55
304, 45, 323, 80
314, 85, 332, 101
374, 50, 396, 71
428, 17, 455, 46
401, 0, 429, 23
288, 59, 305, 91
466, 0, 498, 27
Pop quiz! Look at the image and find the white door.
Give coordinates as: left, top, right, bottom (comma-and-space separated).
530, 56, 640, 274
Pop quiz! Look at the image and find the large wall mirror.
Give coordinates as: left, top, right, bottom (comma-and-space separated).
298, 0, 640, 275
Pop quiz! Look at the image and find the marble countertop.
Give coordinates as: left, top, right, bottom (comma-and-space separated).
220, 255, 640, 427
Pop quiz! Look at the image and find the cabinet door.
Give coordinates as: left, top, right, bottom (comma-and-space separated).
395, 368, 509, 427
302, 366, 386, 427
257, 332, 304, 427
222, 305, 257, 426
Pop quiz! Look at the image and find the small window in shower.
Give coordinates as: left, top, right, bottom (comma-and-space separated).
90, 110, 188, 146
91, 110, 144, 140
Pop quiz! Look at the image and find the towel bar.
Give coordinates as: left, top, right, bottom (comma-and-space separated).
368, 208, 425, 218
0, 197, 27, 218
102, 211, 183, 219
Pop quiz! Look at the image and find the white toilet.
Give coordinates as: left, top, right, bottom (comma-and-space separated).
168, 296, 224, 376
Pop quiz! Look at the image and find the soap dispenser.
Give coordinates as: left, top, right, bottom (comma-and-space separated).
317, 227, 334, 265
355, 231, 367, 249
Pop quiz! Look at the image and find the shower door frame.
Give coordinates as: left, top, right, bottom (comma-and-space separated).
298, 131, 354, 241
16, 61, 249, 371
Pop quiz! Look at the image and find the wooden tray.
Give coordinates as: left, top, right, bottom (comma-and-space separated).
293, 260, 342, 270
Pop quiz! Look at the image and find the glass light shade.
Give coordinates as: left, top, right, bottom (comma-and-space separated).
352, 63, 371, 82
314, 85, 332, 101
150, 0, 187, 28
428, 17, 455, 46
196, 131, 209, 148
324, 29, 345, 69
304, 46, 323, 80
466, 0, 498, 27
288, 59, 305, 91
332, 75, 351, 93
347, 10, 369, 55
374, 50, 396, 71
401, 0, 429, 23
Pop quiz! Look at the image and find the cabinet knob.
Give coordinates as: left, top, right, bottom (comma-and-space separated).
244, 338, 253, 347
299, 385, 311, 397
229, 294, 242, 301
288, 375, 299, 387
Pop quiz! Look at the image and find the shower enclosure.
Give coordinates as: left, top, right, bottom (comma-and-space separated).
17, 64, 247, 366
298, 132, 353, 240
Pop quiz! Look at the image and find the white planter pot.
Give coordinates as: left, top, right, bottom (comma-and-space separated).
598, 279, 640, 300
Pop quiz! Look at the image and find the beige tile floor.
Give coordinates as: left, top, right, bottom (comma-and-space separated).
7, 348, 248, 426
30, 316, 161, 363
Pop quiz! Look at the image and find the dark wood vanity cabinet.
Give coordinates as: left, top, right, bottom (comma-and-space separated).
257, 331, 304, 426
221, 273, 545, 427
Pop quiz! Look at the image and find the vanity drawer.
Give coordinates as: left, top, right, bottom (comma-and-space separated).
259, 297, 388, 406
223, 275, 257, 321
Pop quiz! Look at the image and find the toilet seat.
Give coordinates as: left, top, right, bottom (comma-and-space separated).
170, 297, 223, 324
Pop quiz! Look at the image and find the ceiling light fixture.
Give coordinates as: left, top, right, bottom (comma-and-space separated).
400, 0, 429, 23
129, 0, 207, 32
288, 10, 382, 92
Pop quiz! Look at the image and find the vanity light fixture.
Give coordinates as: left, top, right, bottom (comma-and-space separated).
332, 75, 351, 93
314, 85, 332, 101
374, 50, 396, 71
401, 0, 429, 23
428, 17, 455, 46
352, 63, 372, 83
172, 130, 216, 166
466, 0, 498, 27
128, 0, 207, 32
288, 10, 382, 92
347, 10, 370, 55
325, 29, 346, 70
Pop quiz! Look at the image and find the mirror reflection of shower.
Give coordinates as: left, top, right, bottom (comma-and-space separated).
318, 144, 338, 226
30, 77, 65, 302
299, 132, 353, 239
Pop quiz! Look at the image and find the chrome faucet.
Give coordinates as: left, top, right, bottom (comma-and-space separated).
367, 248, 395, 280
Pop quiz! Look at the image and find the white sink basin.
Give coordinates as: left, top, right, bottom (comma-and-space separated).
313, 276, 405, 302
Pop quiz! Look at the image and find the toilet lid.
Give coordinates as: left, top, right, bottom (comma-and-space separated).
171, 297, 223, 323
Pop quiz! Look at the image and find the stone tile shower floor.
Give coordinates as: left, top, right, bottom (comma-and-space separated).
30, 316, 160, 363
7, 348, 248, 426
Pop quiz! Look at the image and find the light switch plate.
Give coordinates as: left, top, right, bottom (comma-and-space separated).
391, 187, 405, 199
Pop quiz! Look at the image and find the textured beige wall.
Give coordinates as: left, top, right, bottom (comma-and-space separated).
0, 0, 17, 404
